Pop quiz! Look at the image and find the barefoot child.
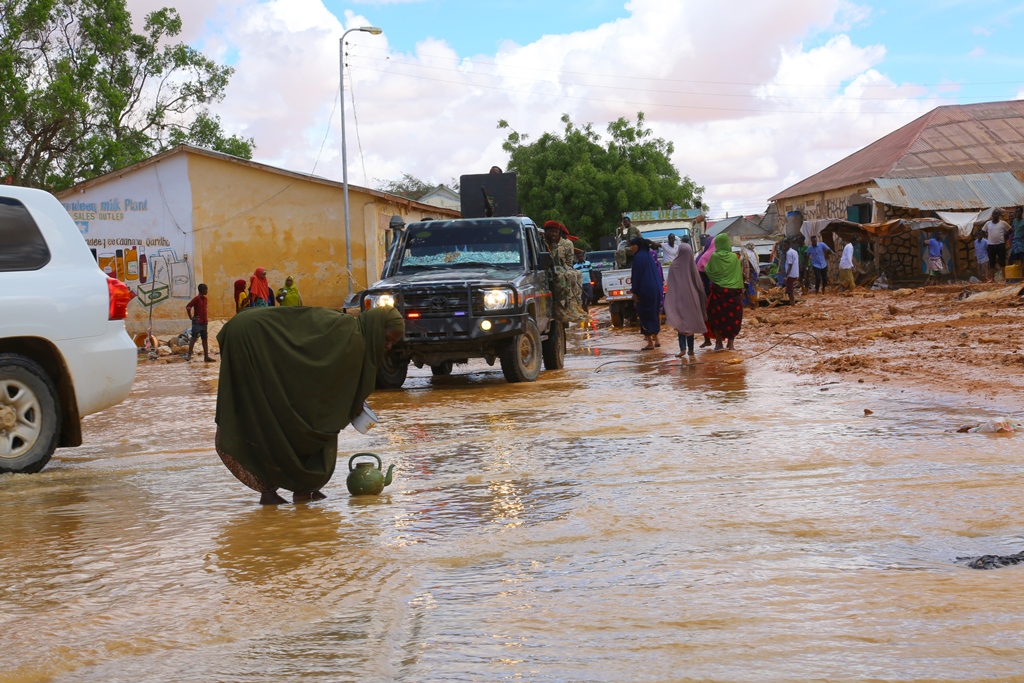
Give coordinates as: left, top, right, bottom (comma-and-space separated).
185, 284, 213, 362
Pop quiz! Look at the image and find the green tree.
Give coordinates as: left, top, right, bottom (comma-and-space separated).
498, 113, 704, 246
376, 172, 434, 201
376, 172, 461, 200
0, 0, 254, 190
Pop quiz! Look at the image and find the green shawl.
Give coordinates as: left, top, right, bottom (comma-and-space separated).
704, 233, 744, 289
277, 279, 301, 306
214, 306, 403, 493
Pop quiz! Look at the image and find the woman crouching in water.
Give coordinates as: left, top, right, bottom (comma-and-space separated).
214, 306, 404, 504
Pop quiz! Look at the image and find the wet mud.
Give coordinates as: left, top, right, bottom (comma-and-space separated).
2, 301, 1024, 681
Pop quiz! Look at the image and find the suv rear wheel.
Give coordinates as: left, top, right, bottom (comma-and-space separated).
0, 354, 61, 474
376, 352, 409, 389
499, 319, 541, 383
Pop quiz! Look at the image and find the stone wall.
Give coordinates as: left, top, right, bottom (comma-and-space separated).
877, 228, 974, 282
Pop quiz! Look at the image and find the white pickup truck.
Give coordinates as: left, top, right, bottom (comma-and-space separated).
602, 263, 670, 328
0, 186, 137, 473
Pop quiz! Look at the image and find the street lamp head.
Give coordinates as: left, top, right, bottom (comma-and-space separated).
360, 26, 383, 35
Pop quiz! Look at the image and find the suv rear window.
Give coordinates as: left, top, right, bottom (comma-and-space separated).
0, 197, 51, 271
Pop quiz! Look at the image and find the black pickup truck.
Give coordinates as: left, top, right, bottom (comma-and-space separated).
359, 216, 565, 388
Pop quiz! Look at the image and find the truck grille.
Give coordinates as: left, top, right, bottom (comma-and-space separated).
402, 289, 474, 318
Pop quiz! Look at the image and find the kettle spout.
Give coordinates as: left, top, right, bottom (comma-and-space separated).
383, 464, 395, 487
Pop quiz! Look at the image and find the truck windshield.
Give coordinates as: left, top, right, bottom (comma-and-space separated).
399, 223, 524, 271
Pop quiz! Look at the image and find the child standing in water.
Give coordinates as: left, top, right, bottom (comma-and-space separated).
185, 283, 214, 362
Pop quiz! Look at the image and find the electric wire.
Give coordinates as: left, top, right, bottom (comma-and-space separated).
352, 64, 938, 116
351, 52, 1009, 103
355, 44, 1023, 90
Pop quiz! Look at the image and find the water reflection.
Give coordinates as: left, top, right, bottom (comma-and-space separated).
5, 335, 1024, 681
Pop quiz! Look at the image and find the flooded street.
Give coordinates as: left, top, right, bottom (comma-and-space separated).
4, 316, 1024, 682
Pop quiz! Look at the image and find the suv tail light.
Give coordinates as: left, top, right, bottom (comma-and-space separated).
107, 277, 132, 320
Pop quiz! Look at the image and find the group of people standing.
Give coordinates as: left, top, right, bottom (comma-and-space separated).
182, 269, 306, 364
631, 232, 749, 356
974, 207, 1024, 281
233, 268, 304, 312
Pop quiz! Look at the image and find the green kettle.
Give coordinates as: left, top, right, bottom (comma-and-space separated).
346, 453, 394, 496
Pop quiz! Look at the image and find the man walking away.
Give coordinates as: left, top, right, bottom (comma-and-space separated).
839, 237, 858, 291
574, 251, 593, 311
784, 240, 800, 304
805, 234, 833, 294
924, 233, 945, 286
185, 284, 213, 362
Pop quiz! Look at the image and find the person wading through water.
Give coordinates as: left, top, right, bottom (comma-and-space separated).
214, 306, 404, 504
630, 237, 664, 350
703, 233, 744, 351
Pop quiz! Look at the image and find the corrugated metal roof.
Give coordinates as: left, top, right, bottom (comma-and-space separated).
771, 100, 1024, 201
866, 172, 1024, 210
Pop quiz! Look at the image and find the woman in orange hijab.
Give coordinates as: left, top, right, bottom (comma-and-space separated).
248, 267, 272, 307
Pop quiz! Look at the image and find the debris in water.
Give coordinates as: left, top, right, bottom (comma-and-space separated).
863, 409, 873, 415
961, 552, 1024, 570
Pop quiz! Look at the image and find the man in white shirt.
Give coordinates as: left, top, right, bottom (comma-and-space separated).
784, 240, 800, 304
839, 237, 857, 291
660, 233, 680, 264
983, 209, 1010, 274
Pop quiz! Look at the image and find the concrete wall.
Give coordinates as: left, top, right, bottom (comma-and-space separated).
187, 153, 454, 322
60, 149, 459, 333
59, 156, 196, 334
774, 184, 875, 233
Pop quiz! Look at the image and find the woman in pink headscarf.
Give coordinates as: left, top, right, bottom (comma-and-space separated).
248, 268, 272, 307
694, 237, 716, 348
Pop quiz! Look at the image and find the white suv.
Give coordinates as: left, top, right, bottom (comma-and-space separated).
0, 186, 137, 473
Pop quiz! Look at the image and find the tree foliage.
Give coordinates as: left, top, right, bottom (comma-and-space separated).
376, 172, 461, 200
498, 113, 704, 246
376, 172, 434, 201
0, 0, 254, 190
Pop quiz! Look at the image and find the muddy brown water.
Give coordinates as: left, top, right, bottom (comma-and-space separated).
3, 318, 1024, 681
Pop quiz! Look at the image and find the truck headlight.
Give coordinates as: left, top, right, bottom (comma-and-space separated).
482, 289, 513, 310
364, 293, 396, 309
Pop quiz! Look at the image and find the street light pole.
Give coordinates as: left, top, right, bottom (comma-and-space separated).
340, 25, 382, 307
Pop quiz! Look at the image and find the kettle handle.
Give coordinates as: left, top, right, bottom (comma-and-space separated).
349, 452, 382, 472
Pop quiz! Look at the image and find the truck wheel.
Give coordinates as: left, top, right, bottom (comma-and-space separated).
0, 354, 61, 474
375, 352, 409, 389
610, 310, 624, 327
542, 321, 565, 370
430, 361, 454, 376
499, 319, 541, 382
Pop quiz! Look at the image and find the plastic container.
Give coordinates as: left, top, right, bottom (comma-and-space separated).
351, 402, 379, 433
1004, 264, 1021, 281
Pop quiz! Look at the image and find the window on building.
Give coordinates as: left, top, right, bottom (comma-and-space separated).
0, 197, 51, 272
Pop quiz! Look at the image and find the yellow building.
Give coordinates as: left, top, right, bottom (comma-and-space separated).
56, 145, 459, 333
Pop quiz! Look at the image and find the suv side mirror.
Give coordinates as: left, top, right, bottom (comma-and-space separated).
537, 253, 553, 270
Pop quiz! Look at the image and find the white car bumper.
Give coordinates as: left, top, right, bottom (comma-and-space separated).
60, 323, 138, 417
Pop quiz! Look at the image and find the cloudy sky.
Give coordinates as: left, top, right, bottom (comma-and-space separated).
127, 0, 1024, 219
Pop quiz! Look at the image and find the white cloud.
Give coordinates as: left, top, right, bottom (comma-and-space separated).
126, 0, 944, 220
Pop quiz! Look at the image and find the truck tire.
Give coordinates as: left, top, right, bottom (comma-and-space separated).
430, 361, 454, 376
376, 352, 409, 389
610, 309, 624, 328
541, 321, 565, 370
0, 354, 61, 474
499, 319, 541, 383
